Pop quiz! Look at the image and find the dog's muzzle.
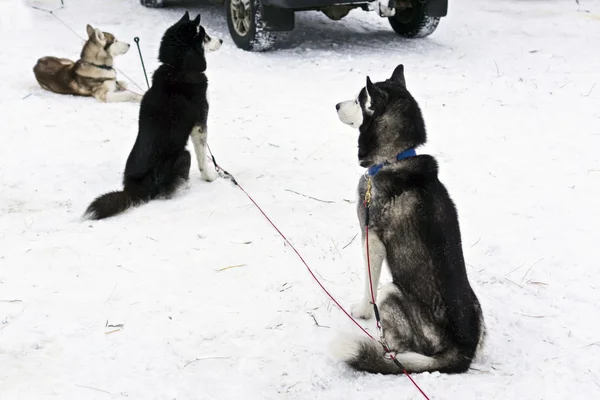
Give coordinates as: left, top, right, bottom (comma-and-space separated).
336, 100, 363, 128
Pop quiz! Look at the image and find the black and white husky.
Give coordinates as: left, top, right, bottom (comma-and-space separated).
333, 65, 484, 374
84, 12, 222, 220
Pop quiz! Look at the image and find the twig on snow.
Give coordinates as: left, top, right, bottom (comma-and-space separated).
315, 270, 333, 284
284, 189, 335, 204
279, 282, 292, 292
560, 80, 572, 89
342, 233, 358, 249
216, 264, 246, 272
582, 83, 596, 97
0, 300, 22, 303
76, 385, 111, 395
526, 280, 548, 286
518, 313, 557, 318
470, 238, 481, 247
494, 60, 500, 77
506, 262, 526, 276
105, 321, 124, 328
184, 356, 229, 368
308, 312, 330, 328
106, 284, 117, 302
575, 0, 590, 12
504, 277, 523, 289
521, 257, 545, 282
116, 264, 135, 273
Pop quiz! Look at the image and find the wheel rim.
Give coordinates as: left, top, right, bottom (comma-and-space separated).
230, 0, 252, 37
395, 7, 417, 24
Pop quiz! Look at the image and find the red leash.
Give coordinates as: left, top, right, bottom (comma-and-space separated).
206, 147, 431, 399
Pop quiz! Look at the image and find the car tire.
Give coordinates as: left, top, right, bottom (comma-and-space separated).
140, 0, 166, 8
388, 1, 440, 38
226, 0, 278, 51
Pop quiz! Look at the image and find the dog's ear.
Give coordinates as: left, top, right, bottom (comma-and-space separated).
86, 24, 95, 39
92, 28, 106, 45
180, 11, 190, 22
192, 14, 201, 25
366, 76, 385, 100
390, 64, 406, 87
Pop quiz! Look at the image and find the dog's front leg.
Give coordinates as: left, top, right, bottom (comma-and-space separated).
351, 230, 386, 319
116, 80, 129, 91
190, 126, 217, 182
100, 88, 142, 103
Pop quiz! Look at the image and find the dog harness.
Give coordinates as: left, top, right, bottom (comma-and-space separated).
366, 148, 417, 176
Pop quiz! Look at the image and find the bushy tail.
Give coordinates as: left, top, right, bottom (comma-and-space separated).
83, 190, 143, 220
331, 335, 467, 375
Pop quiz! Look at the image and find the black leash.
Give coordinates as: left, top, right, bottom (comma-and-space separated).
134, 37, 150, 90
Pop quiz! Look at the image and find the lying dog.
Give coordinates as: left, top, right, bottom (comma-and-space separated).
84, 12, 222, 220
333, 65, 484, 374
33, 24, 141, 102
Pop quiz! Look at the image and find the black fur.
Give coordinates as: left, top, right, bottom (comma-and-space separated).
85, 12, 212, 220
357, 65, 426, 167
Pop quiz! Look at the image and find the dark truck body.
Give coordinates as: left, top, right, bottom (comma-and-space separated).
263, 0, 447, 15
141, 0, 449, 51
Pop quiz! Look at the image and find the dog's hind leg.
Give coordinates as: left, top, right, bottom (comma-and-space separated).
352, 230, 386, 319
175, 150, 192, 182
190, 125, 218, 182
161, 151, 192, 198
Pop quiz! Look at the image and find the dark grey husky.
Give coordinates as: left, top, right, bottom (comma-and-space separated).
333, 65, 484, 374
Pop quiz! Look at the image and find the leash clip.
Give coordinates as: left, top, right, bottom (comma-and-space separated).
364, 177, 372, 206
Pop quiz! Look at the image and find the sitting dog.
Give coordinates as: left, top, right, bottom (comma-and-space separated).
84, 12, 222, 220
33, 24, 141, 102
333, 65, 484, 374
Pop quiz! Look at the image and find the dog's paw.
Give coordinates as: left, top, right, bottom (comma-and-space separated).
201, 166, 218, 182
351, 301, 374, 320
117, 80, 128, 90
131, 93, 143, 102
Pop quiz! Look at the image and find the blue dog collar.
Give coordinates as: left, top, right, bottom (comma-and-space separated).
367, 148, 417, 176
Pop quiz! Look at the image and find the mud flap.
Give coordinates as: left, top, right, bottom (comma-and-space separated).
378, 0, 448, 18
427, 0, 448, 17
262, 6, 295, 31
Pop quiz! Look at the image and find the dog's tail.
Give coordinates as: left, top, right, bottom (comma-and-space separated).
83, 189, 144, 220
331, 335, 469, 375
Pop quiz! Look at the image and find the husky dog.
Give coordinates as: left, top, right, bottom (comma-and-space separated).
84, 12, 223, 220
33, 25, 141, 102
333, 65, 484, 374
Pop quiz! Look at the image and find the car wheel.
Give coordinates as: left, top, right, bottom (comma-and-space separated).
226, 0, 278, 51
140, 0, 166, 8
388, 1, 440, 38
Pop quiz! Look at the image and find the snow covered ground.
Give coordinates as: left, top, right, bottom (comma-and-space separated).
1, 0, 600, 398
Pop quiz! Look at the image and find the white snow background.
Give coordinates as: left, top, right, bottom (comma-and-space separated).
1, 0, 600, 399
